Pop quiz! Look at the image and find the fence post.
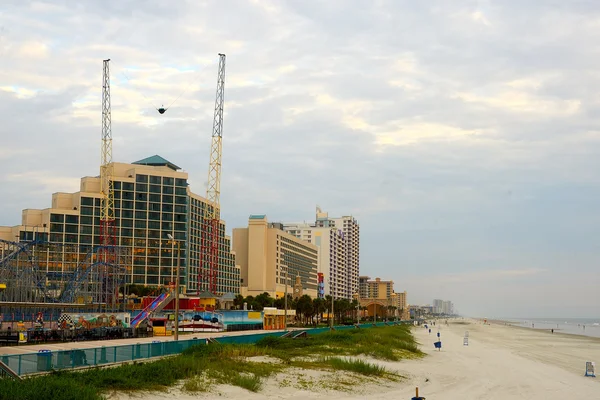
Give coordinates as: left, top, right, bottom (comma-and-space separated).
94, 348, 97, 365
113, 347, 117, 363
18, 354, 22, 376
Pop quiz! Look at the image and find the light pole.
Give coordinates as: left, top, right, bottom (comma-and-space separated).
167, 234, 180, 341
329, 279, 334, 330
284, 267, 288, 331
354, 292, 360, 325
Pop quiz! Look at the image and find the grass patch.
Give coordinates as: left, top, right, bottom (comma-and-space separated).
321, 357, 388, 376
0, 325, 420, 399
182, 374, 211, 393
229, 374, 262, 392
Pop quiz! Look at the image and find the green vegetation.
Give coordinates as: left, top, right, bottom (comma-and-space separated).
0, 325, 421, 400
320, 357, 387, 376
256, 324, 422, 362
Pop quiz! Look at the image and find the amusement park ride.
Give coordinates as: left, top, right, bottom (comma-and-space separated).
0, 54, 227, 322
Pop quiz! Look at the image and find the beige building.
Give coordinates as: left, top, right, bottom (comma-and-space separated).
233, 215, 318, 299
359, 276, 393, 300
358, 276, 409, 320
0, 155, 240, 296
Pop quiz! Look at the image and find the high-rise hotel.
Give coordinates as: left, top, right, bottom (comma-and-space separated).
283, 208, 360, 300
0, 155, 240, 295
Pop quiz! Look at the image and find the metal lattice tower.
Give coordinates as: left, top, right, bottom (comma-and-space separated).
99, 59, 117, 309
200, 53, 226, 295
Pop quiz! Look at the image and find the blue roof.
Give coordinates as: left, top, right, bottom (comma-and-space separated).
133, 155, 180, 171
249, 215, 266, 219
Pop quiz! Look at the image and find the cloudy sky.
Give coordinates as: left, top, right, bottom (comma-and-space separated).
2, 0, 600, 318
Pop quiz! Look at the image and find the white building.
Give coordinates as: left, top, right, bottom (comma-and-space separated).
433, 299, 444, 314
282, 207, 359, 300
442, 300, 454, 315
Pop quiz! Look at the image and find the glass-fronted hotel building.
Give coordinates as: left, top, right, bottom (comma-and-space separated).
0, 155, 240, 296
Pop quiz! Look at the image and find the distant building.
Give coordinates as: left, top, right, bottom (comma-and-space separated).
433, 299, 444, 314
232, 215, 318, 299
392, 291, 409, 320
360, 276, 394, 300
283, 207, 359, 300
442, 300, 454, 315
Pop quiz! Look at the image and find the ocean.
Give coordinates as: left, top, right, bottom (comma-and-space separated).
505, 317, 600, 338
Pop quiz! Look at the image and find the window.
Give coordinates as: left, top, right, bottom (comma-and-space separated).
149, 184, 161, 194
65, 224, 78, 234
148, 221, 160, 230
136, 174, 148, 183
135, 211, 147, 219
149, 175, 161, 184
80, 235, 92, 244
175, 178, 187, 187
50, 223, 63, 233
50, 214, 64, 223
80, 197, 93, 206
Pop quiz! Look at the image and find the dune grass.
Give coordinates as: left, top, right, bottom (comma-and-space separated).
256, 324, 422, 362
320, 356, 388, 376
0, 325, 420, 399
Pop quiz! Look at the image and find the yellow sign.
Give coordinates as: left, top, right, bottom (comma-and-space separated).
0, 283, 6, 290
248, 312, 262, 320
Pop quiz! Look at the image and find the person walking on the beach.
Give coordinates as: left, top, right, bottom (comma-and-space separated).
551, 329, 554, 334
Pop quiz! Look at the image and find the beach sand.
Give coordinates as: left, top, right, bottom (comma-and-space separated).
112, 320, 600, 399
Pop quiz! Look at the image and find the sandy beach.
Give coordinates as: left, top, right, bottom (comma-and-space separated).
112, 319, 600, 399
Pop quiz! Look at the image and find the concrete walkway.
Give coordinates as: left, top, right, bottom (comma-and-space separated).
0, 329, 287, 355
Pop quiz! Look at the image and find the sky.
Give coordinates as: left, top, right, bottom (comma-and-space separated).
1, 0, 600, 318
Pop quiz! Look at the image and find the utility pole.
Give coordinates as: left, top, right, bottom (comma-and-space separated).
167, 234, 180, 341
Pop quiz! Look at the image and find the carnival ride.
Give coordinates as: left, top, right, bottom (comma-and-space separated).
0, 239, 128, 312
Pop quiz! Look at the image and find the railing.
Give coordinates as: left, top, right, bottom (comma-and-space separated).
0, 359, 21, 380
0, 321, 410, 377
